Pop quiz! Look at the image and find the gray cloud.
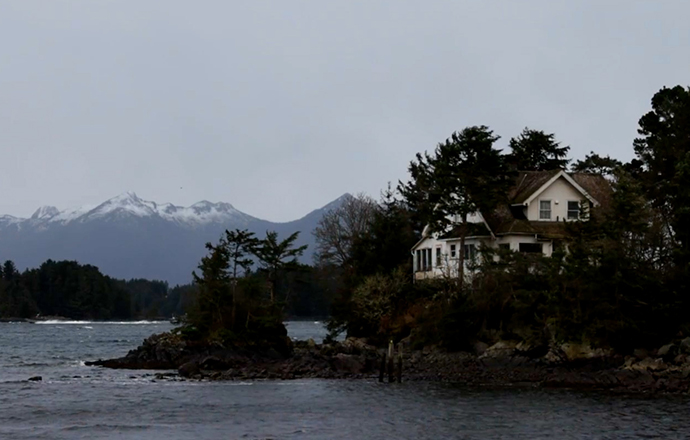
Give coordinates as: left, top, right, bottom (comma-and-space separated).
1, 1, 688, 221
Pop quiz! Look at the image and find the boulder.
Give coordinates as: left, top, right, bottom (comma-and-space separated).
657, 343, 676, 359
673, 354, 687, 365
199, 356, 229, 370
680, 337, 690, 354
629, 357, 666, 372
343, 337, 375, 354
481, 341, 517, 358
543, 347, 567, 364
560, 343, 611, 361
178, 361, 200, 378
473, 341, 489, 356
633, 348, 649, 360
331, 353, 365, 374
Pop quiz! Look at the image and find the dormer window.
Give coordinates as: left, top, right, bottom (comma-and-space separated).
567, 201, 580, 220
539, 200, 551, 220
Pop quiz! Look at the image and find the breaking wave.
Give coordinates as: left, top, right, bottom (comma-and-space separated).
34, 320, 166, 325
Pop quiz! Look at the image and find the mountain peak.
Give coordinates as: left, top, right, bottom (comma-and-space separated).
109, 191, 142, 203
31, 206, 60, 220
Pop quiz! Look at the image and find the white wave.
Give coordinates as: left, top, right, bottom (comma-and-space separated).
34, 320, 167, 325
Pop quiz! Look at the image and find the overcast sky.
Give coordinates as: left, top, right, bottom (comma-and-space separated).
1, 1, 688, 221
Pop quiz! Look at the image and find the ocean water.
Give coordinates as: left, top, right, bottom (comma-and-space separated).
1, 321, 689, 439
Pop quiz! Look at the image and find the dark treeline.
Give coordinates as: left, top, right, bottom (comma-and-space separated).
318, 85, 690, 353
0, 255, 332, 322
0, 259, 186, 320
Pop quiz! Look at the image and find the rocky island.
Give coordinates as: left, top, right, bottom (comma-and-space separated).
86, 331, 690, 393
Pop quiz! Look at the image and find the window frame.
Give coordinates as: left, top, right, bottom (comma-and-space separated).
519, 242, 544, 254
567, 200, 580, 220
539, 199, 552, 220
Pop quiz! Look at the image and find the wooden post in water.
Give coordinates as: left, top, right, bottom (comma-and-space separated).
378, 351, 386, 383
387, 340, 394, 383
396, 343, 403, 383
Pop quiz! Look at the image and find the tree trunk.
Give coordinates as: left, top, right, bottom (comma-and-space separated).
458, 216, 467, 292
231, 264, 238, 330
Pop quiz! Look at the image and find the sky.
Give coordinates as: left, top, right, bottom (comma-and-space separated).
1, 1, 688, 222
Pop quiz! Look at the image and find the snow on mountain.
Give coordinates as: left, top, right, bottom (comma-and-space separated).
31, 206, 60, 220
7, 192, 255, 228
0, 192, 350, 284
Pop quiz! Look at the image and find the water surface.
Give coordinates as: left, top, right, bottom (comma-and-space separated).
1, 321, 688, 439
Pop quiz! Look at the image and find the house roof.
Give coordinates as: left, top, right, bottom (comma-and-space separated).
510, 170, 562, 204
412, 169, 613, 250
439, 222, 493, 239
484, 170, 612, 237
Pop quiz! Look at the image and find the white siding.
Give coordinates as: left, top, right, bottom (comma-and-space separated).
526, 177, 585, 222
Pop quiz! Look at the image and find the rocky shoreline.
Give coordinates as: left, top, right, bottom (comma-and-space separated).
85, 332, 690, 393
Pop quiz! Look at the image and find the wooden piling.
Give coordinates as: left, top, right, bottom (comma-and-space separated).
387, 340, 394, 383
396, 343, 403, 383
378, 352, 386, 383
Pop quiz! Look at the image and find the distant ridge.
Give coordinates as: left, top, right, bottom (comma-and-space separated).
0, 192, 349, 285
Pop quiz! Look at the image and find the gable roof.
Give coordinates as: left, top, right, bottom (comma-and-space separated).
522, 170, 599, 207
511, 170, 561, 204
483, 170, 612, 237
412, 170, 613, 248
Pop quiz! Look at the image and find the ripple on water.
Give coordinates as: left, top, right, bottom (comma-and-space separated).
1, 322, 690, 439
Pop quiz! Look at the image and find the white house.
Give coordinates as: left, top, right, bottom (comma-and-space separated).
411, 169, 611, 281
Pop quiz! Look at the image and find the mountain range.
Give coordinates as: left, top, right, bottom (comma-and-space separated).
0, 192, 348, 285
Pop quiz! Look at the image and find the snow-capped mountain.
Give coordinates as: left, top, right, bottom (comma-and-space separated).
0, 192, 351, 285
17, 192, 256, 228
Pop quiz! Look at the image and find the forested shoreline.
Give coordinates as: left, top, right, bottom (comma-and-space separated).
0, 235, 331, 322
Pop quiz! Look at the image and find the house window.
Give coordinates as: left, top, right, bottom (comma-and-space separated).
539, 200, 551, 220
463, 244, 476, 260
436, 247, 441, 266
426, 248, 432, 270
567, 201, 580, 220
519, 243, 543, 253
450, 244, 456, 258
498, 244, 510, 251
415, 250, 422, 272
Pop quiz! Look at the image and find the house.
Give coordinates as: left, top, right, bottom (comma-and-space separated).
411, 169, 612, 280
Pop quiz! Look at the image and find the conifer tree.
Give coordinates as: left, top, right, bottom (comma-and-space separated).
633, 85, 690, 267
399, 126, 512, 288
255, 231, 307, 303
507, 128, 570, 171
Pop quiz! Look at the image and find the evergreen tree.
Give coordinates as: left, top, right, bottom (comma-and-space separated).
507, 128, 570, 171
191, 239, 231, 333
224, 229, 260, 329
633, 85, 690, 267
255, 231, 308, 304
571, 152, 622, 178
399, 126, 513, 287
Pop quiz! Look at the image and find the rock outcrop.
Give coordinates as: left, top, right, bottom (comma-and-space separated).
86, 333, 690, 393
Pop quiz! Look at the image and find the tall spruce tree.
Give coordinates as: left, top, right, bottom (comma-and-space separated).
507, 128, 570, 171
571, 152, 622, 178
633, 85, 690, 267
399, 126, 512, 288
224, 229, 260, 329
255, 231, 308, 303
